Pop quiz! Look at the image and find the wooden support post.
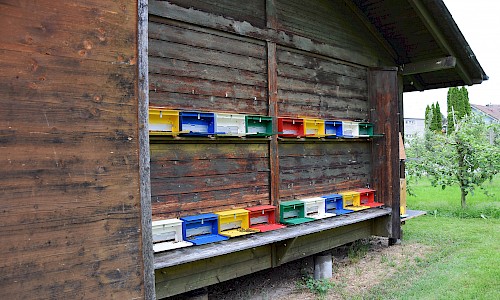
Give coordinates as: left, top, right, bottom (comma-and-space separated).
267, 0, 280, 209
268, 41, 279, 208
138, 0, 155, 298
369, 68, 401, 244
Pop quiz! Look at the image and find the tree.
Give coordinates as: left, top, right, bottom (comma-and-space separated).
425, 105, 431, 128
447, 87, 471, 133
407, 114, 500, 208
433, 102, 442, 132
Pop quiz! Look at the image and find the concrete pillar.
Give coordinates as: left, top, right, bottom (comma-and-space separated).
313, 253, 332, 280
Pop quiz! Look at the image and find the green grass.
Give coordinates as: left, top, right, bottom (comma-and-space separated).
407, 175, 500, 219
363, 176, 500, 299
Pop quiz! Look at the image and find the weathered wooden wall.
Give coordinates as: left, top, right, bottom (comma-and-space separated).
150, 142, 270, 219
148, 0, 391, 219
0, 0, 147, 298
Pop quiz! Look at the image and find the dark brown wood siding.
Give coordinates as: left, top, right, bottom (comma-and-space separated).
0, 0, 144, 298
167, 0, 267, 28
279, 142, 371, 199
275, 0, 392, 64
150, 142, 270, 219
148, 18, 268, 114
277, 47, 369, 120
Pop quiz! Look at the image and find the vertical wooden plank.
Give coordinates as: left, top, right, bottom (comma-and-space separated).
398, 74, 406, 178
268, 42, 279, 207
138, 0, 155, 298
368, 68, 401, 243
267, 0, 280, 208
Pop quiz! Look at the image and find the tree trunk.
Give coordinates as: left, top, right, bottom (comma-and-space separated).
460, 186, 467, 208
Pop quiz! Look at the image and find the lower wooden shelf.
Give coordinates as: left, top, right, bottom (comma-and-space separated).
154, 208, 392, 299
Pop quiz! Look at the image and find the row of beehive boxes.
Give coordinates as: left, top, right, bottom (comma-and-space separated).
149, 106, 375, 138
152, 188, 383, 252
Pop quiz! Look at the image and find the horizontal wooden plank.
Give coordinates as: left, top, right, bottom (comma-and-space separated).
278, 91, 369, 120
277, 76, 366, 98
151, 157, 269, 178
0, 1, 136, 62
165, 0, 267, 28
149, 73, 267, 101
154, 208, 391, 269
149, 20, 266, 59
276, 48, 367, 79
150, 142, 268, 159
278, 63, 367, 90
149, 91, 268, 115
278, 221, 373, 264
152, 172, 269, 196
148, 1, 380, 67
149, 56, 267, 87
155, 246, 272, 298
149, 38, 266, 73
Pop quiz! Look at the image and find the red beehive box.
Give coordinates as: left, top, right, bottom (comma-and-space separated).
356, 188, 383, 208
245, 205, 286, 232
278, 117, 304, 137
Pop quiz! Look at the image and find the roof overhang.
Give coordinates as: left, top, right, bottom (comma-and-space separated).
351, 0, 488, 92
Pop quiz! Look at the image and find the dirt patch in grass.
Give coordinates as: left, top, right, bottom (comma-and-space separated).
196, 237, 433, 300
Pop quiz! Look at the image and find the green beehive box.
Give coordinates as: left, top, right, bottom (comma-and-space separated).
358, 122, 374, 137
245, 115, 273, 137
279, 200, 315, 225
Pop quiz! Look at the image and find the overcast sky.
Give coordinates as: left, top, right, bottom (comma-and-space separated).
403, 0, 499, 119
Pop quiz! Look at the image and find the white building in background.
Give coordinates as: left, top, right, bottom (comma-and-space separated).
403, 118, 425, 140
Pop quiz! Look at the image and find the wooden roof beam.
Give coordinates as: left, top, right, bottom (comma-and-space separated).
402, 56, 456, 75
407, 0, 473, 85
344, 0, 399, 62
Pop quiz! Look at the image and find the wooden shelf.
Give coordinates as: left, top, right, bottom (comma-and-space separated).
154, 207, 391, 269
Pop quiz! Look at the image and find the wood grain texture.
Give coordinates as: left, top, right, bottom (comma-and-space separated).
0, 0, 144, 298
150, 143, 271, 219
368, 68, 401, 240
277, 47, 369, 120
279, 142, 372, 199
148, 20, 268, 114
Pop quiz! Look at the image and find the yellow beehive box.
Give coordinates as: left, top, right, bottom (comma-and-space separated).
303, 118, 326, 137
215, 209, 258, 237
149, 107, 180, 135
339, 191, 369, 211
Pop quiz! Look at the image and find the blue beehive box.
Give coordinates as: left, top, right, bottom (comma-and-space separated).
322, 194, 353, 215
180, 213, 229, 245
179, 111, 216, 136
325, 120, 343, 138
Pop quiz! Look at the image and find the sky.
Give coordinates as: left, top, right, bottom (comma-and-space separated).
403, 0, 500, 119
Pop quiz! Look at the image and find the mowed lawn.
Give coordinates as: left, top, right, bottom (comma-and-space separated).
368, 176, 500, 300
